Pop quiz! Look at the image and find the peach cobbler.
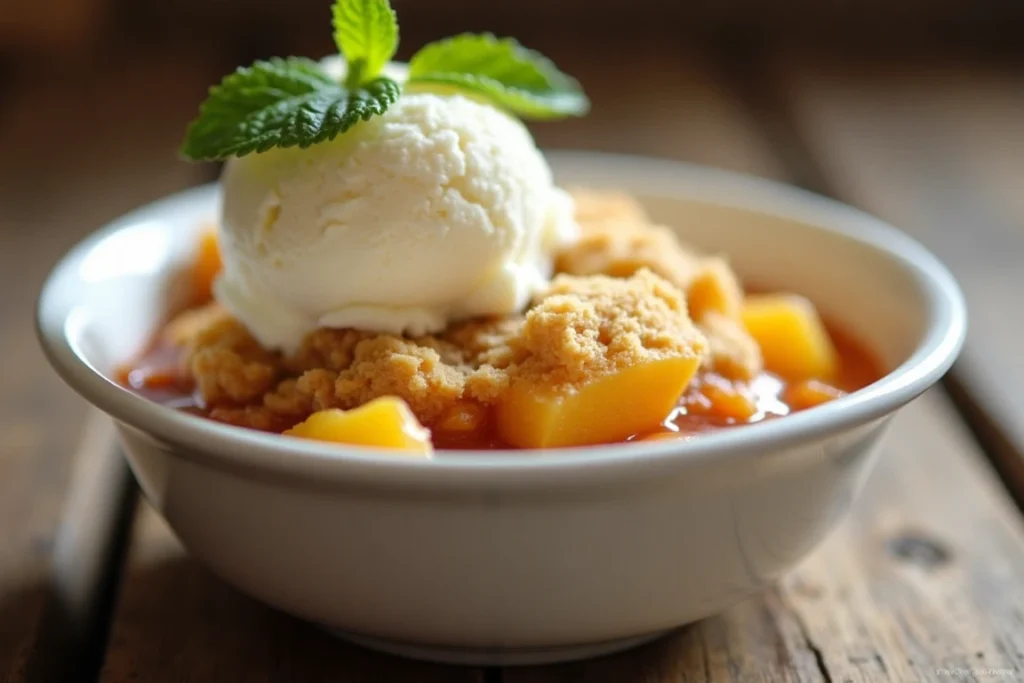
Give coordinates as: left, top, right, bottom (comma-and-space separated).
121, 7, 882, 453
121, 190, 882, 453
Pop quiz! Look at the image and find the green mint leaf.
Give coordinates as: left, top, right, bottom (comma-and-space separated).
180, 57, 399, 161
332, 0, 399, 87
406, 33, 589, 119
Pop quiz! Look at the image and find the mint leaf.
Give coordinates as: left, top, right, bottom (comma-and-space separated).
407, 33, 588, 119
332, 0, 398, 88
180, 58, 399, 161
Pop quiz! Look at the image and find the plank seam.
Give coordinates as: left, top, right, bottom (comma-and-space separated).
775, 591, 834, 683
21, 413, 139, 683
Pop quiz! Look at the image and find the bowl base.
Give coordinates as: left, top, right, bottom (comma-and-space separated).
328, 627, 673, 666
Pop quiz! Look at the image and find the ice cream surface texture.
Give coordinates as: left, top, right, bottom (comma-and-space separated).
214, 71, 578, 353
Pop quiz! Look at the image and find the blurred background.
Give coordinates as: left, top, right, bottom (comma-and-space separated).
2, 0, 1022, 234
3, 0, 1023, 225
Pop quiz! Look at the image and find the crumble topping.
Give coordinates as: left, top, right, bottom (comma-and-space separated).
555, 219, 702, 286
566, 187, 651, 225
162, 301, 228, 348
175, 188, 762, 430
506, 269, 706, 390
188, 314, 280, 405
698, 312, 762, 380
555, 192, 761, 378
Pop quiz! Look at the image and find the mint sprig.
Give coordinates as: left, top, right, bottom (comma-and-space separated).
407, 34, 589, 119
181, 59, 399, 161
333, 0, 398, 89
181, 0, 587, 162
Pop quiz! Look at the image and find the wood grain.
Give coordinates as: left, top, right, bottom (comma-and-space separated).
781, 391, 1024, 682
506, 592, 825, 683
0, 52, 217, 680
14, 414, 135, 683
776, 56, 1024, 506
510, 391, 1024, 682
99, 507, 481, 683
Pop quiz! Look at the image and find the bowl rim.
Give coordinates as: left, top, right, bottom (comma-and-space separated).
36, 151, 967, 489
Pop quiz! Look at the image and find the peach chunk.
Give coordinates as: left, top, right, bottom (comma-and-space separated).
687, 258, 743, 321
437, 401, 487, 433
191, 227, 222, 304
684, 376, 758, 421
284, 397, 432, 455
741, 294, 839, 381
496, 356, 701, 449
784, 379, 846, 412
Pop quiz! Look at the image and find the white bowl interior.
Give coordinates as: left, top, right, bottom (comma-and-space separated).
651, 197, 923, 370
63, 192, 218, 377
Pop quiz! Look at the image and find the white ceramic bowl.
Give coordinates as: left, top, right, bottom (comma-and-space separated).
37, 153, 966, 666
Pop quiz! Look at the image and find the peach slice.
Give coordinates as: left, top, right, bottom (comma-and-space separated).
496, 356, 701, 449
191, 227, 222, 304
741, 294, 839, 381
284, 397, 432, 454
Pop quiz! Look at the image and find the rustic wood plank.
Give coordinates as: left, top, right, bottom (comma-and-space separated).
15, 414, 136, 683
99, 506, 481, 683
506, 592, 825, 683
0, 52, 217, 680
776, 56, 1024, 505
509, 391, 1024, 682
781, 392, 1024, 681
0, 411, 120, 682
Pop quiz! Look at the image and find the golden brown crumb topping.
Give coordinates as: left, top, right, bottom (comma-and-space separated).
567, 187, 651, 226
556, 191, 762, 378
181, 269, 707, 430
162, 302, 228, 348
555, 220, 702, 287
332, 336, 469, 422
187, 313, 280, 404
698, 312, 762, 380
175, 188, 763, 430
266, 334, 473, 426
506, 269, 706, 390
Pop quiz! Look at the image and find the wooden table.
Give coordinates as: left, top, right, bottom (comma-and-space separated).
3, 40, 1024, 683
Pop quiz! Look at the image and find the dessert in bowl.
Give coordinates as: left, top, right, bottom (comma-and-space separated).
37, 0, 965, 666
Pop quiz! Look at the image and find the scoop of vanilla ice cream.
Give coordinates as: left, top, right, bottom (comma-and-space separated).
215, 87, 578, 353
